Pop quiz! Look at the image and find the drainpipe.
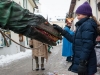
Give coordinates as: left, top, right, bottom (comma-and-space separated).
96, 0, 98, 20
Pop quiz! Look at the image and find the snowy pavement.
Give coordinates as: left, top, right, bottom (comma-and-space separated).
0, 49, 32, 67
0, 44, 100, 75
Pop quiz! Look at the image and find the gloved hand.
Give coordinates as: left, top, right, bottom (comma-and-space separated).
30, 45, 33, 48
78, 60, 88, 75
53, 24, 66, 35
53, 24, 63, 33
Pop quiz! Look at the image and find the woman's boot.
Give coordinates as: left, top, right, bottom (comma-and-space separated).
41, 57, 45, 70
35, 56, 39, 71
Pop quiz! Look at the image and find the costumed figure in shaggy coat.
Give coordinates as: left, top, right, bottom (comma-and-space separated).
29, 39, 48, 71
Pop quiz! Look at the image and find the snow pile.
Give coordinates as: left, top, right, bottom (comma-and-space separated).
47, 71, 58, 75
0, 50, 32, 67
47, 71, 65, 75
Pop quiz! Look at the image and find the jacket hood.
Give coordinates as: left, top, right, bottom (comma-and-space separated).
87, 18, 97, 28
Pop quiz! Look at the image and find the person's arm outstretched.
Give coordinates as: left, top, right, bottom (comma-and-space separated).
53, 24, 74, 43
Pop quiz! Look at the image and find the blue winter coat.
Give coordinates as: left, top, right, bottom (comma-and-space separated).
62, 26, 74, 57
63, 17, 97, 74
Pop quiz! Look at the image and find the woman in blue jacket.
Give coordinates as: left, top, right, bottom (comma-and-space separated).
53, 1, 98, 75
62, 22, 74, 62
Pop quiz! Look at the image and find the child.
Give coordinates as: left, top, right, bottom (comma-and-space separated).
53, 1, 98, 75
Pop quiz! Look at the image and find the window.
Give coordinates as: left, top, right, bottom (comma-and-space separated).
19, 2, 21, 5
36, 10, 39, 13
26, 37, 28, 45
33, 8, 35, 13
4, 31, 11, 47
23, 0, 27, 9
35, 0, 39, 3
87, 0, 90, 3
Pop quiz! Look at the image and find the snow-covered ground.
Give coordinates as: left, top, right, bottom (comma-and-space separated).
0, 49, 32, 67
0, 42, 62, 68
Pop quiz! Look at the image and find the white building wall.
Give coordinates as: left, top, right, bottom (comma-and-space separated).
34, 2, 41, 13
0, 0, 21, 55
72, 0, 98, 31
0, 0, 36, 55
37, 3, 41, 13
12, 0, 23, 7
0, 31, 20, 55
97, 0, 100, 22
13, 0, 35, 49
73, 0, 87, 14
27, 0, 33, 13
73, 0, 87, 30
23, 0, 34, 51
90, 0, 97, 17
